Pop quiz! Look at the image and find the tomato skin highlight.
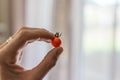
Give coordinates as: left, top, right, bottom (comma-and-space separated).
51, 37, 62, 47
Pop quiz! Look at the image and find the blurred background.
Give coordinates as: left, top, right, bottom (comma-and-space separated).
0, 0, 120, 80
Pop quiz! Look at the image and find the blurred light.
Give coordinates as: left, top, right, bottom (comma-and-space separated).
92, 0, 116, 6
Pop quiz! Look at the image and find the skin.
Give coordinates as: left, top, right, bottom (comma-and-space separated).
0, 27, 63, 80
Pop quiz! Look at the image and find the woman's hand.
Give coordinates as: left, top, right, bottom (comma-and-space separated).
0, 27, 63, 80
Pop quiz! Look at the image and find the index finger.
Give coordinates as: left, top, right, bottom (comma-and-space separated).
2, 27, 54, 63
23, 27, 54, 40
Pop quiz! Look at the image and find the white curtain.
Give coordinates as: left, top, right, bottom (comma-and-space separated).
14, 0, 120, 80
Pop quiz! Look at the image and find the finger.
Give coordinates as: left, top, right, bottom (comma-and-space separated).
30, 47, 63, 80
24, 27, 54, 40
2, 27, 54, 63
7, 27, 54, 50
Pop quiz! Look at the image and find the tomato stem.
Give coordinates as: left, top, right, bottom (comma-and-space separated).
55, 32, 62, 37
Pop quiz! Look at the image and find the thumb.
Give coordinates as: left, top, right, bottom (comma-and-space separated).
30, 47, 63, 80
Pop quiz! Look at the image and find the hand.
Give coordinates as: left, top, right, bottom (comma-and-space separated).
0, 27, 63, 80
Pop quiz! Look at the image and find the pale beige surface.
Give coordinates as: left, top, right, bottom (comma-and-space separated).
0, 0, 9, 43
0, 0, 9, 22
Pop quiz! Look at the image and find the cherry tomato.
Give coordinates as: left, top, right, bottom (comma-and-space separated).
51, 32, 62, 47
51, 37, 61, 47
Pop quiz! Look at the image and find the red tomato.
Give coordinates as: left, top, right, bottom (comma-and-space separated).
51, 37, 62, 47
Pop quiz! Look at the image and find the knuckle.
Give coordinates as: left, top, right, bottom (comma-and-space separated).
19, 27, 27, 34
19, 27, 29, 36
19, 27, 29, 33
16, 27, 30, 42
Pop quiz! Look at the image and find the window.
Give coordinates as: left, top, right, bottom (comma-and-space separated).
20, 0, 120, 80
